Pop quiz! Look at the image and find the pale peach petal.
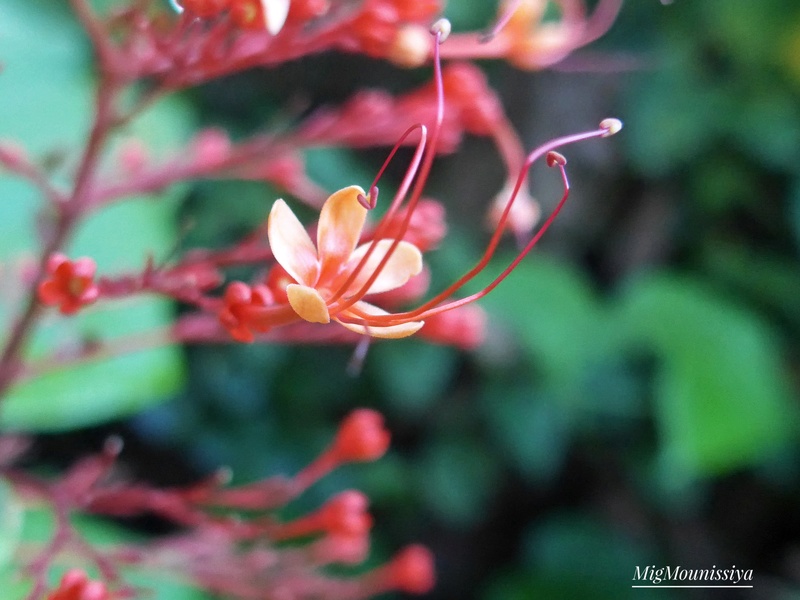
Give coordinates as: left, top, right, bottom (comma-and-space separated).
317, 186, 367, 279
261, 0, 290, 35
268, 199, 319, 286
287, 284, 331, 323
344, 240, 423, 295
336, 301, 424, 339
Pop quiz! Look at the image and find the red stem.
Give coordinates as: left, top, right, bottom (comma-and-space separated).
0, 68, 122, 401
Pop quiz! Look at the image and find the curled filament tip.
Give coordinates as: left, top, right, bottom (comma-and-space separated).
357, 185, 379, 210
600, 118, 623, 137
430, 18, 452, 43
546, 151, 567, 167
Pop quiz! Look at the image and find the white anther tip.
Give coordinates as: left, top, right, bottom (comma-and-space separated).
600, 118, 623, 137
546, 151, 567, 167
431, 18, 452, 43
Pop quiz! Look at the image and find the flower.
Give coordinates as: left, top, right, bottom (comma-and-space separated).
37, 253, 100, 315
267, 185, 424, 339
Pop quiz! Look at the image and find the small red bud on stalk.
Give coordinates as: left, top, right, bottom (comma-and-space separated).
270, 489, 372, 540
292, 409, 390, 491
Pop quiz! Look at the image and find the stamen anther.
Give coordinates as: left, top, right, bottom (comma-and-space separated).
430, 18, 451, 43
546, 151, 567, 167
357, 185, 379, 210
599, 118, 623, 137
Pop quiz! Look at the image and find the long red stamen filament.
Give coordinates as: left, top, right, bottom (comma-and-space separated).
329, 26, 448, 312
326, 123, 427, 305
346, 160, 570, 326
356, 120, 620, 325
492, 115, 527, 187
404, 161, 571, 318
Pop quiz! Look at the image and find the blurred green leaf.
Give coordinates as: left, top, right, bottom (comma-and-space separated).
618, 274, 797, 483
369, 340, 458, 415
483, 513, 659, 600
482, 570, 652, 600
791, 178, 800, 253
0, 0, 192, 431
623, 47, 729, 176
416, 436, 500, 528
700, 241, 800, 334
480, 256, 604, 382
2, 504, 212, 598
480, 380, 568, 483
0, 479, 23, 571
304, 148, 375, 196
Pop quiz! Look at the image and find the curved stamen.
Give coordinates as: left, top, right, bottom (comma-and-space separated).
331, 24, 448, 313
360, 119, 621, 325
325, 122, 427, 305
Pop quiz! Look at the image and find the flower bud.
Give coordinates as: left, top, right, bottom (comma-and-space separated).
387, 545, 436, 594
421, 304, 487, 350
332, 409, 390, 463
318, 490, 372, 535
192, 128, 232, 169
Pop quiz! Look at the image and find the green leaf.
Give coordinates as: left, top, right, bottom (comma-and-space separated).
480, 380, 569, 483
0, 0, 191, 431
491, 513, 659, 600
369, 340, 458, 415
618, 274, 797, 483
416, 436, 500, 528
0, 479, 23, 571
479, 256, 604, 382
1, 504, 213, 599
700, 241, 800, 334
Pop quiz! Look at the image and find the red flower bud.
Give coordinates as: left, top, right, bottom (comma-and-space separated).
218, 281, 274, 342
387, 545, 436, 594
421, 304, 487, 350
332, 409, 390, 463
318, 490, 372, 536
312, 532, 370, 565
192, 128, 232, 169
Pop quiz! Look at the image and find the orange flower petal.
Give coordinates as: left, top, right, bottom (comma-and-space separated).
337, 301, 424, 339
268, 199, 320, 286
287, 284, 331, 324
344, 240, 423, 295
317, 186, 368, 280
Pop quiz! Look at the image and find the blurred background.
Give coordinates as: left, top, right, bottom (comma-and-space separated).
4, 0, 800, 598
